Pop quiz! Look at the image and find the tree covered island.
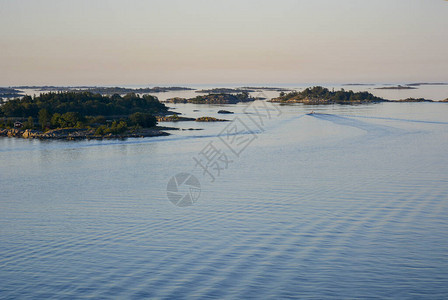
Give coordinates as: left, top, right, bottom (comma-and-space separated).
164, 92, 254, 104
270, 86, 386, 104
0, 92, 171, 140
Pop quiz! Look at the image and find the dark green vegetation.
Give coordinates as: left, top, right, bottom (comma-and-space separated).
270, 86, 385, 104
0, 92, 167, 135
165, 92, 254, 104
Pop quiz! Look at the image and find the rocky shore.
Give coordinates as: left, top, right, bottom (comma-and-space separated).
0, 128, 169, 140
156, 115, 196, 122
195, 117, 228, 122
156, 115, 228, 122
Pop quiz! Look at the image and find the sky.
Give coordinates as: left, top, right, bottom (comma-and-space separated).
0, 0, 447, 86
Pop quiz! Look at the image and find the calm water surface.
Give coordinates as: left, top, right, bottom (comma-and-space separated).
1, 99, 448, 298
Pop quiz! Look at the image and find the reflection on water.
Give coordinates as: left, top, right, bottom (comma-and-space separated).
1, 101, 448, 298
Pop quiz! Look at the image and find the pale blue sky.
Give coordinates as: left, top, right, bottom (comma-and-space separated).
1, 0, 447, 85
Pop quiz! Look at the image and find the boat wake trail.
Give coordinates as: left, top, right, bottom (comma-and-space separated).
309, 113, 407, 137
264, 113, 307, 132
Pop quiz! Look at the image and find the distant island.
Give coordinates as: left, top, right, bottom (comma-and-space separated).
196, 88, 255, 94
270, 86, 385, 104
343, 83, 376, 86
375, 85, 417, 90
392, 98, 434, 102
12, 86, 194, 94
77, 86, 194, 94
217, 110, 234, 114
164, 92, 255, 104
0, 87, 24, 99
406, 82, 448, 87
0, 91, 171, 140
241, 86, 292, 92
196, 87, 292, 94
156, 115, 228, 122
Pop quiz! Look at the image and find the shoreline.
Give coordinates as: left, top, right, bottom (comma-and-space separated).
0, 128, 170, 141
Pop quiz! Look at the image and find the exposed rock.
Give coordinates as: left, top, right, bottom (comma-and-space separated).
0, 127, 169, 140
22, 129, 42, 138
39, 128, 86, 139
0, 129, 8, 137
195, 117, 228, 122
156, 115, 195, 122
7, 129, 23, 137
218, 110, 234, 114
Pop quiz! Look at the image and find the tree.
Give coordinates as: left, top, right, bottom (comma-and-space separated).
0, 91, 167, 118
51, 113, 62, 128
60, 112, 81, 128
25, 116, 34, 129
129, 112, 157, 128
38, 109, 50, 130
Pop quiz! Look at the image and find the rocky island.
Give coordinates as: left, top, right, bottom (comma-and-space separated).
195, 117, 228, 122
270, 86, 386, 104
164, 92, 255, 104
0, 127, 169, 140
217, 110, 234, 114
0, 91, 172, 140
392, 98, 434, 102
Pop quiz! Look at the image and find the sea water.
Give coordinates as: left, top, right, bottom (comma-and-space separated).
1, 91, 448, 298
